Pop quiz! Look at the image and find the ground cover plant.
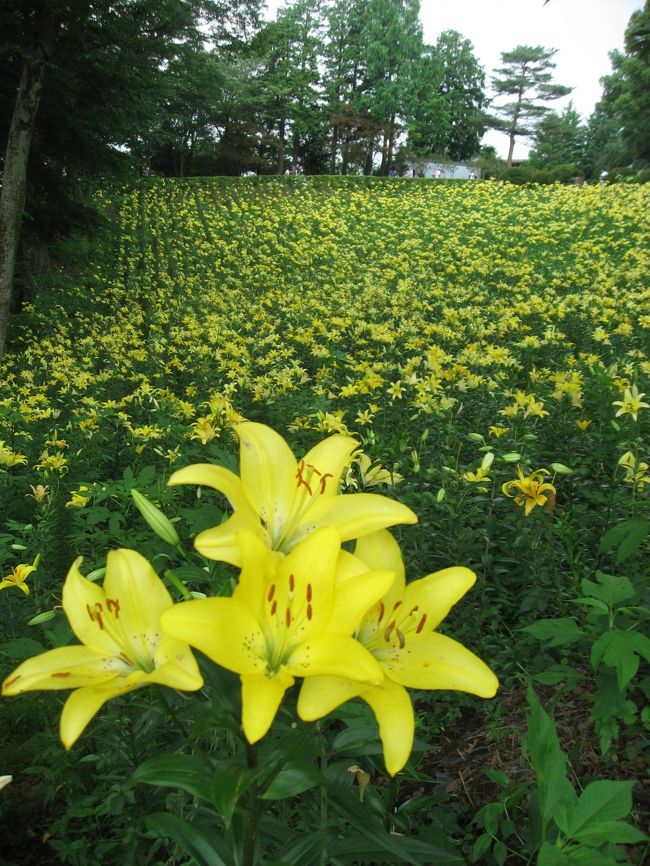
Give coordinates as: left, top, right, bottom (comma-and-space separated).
0, 177, 648, 865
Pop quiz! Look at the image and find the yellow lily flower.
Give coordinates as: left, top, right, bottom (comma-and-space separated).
169, 422, 417, 564
2, 550, 203, 748
613, 385, 649, 422
298, 531, 498, 776
502, 466, 556, 517
0, 556, 40, 596
161, 527, 391, 744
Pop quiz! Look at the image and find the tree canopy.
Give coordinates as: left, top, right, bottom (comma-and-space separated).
488, 45, 572, 167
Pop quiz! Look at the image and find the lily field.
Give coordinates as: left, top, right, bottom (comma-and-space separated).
0, 177, 649, 865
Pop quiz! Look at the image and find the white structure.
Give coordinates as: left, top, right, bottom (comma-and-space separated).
420, 161, 479, 179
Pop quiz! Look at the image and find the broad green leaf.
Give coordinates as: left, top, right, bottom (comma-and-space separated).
526, 686, 576, 825
598, 518, 650, 560
332, 833, 463, 864
538, 842, 571, 866
616, 519, 650, 563
522, 618, 584, 647
331, 725, 383, 755
145, 812, 229, 866
565, 849, 620, 866
210, 759, 249, 828
564, 779, 636, 836
261, 759, 328, 800
581, 572, 635, 607
493, 839, 507, 866
131, 753, 213, 802
571, 819, 647, 845
590, 630, 642, 688
275, 828, 333, 866
471, 832, 493, 863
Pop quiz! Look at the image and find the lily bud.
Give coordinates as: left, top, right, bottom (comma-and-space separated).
131, 488, 180, 547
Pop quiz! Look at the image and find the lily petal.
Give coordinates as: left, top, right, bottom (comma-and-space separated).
402, 567, 476, 631
2, 646, 123, 694
353, 530, 406, 611
237, 422, 298, 540
168, 463, 250, 512
299, 493, 417, 545
300, 435, 359, 501
60, 678, 144, 749
62, 559, 121, 656
103, 549, 173, 670
383, 631, 498, 697
287, 633, 383, 685
160, 597, 266, 676
241, 669, 295, 743
194, 510, 267, 566
362, 678, 414, 776
273, 527, 340, 636
151, 637, 204, 691
329, 569, 395, 634
297, 675, 365, 720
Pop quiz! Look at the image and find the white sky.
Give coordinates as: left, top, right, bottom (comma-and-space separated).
262, 0, 642, 159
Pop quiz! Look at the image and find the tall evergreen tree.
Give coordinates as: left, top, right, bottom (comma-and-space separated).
0, 0, 223, 357
360, 0, 423, 174
435, 30, 486, 161
600, 1, 650, 165
529, 102, 587, 170
488, 45, 571, 167
254, 0, 323, 173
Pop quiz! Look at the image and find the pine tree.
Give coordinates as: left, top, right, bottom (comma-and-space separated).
488, 45, 571, 167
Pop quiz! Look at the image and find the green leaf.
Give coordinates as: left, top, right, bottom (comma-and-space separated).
261, 759, 328, 800
493, 839, 507, 866
210, 759, 250, 828
331, 833, 463, 864
616, 519, 650, 563
598, 517, 650, 558
591, 630, 642, 689
331, 725, 383, 755
1, 637, 45, 660
581, 572, 635, 607
571, 819, 647, 845
526, 686, 576, 826
563, 779, 636, 837
276, 828, 333, 866
522, 618, 584, 648
130, 753, 213, 802
145, 812, 228, 866
538, 841, 571, 866
471, 832, 493, 862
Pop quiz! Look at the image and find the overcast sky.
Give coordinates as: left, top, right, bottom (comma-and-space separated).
262, 0, 642, 159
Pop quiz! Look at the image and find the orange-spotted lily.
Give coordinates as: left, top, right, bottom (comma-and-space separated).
0, 555, 40, 596
168, 422, 417, 564
298, 531, 498, 776
502, 465, 556, 516
161, 527, 392, 744
2, 550, 203, 748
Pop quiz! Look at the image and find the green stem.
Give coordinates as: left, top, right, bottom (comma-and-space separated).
242, 743, 260, 866
156, 685, 189, 740
318, 723, 328, 866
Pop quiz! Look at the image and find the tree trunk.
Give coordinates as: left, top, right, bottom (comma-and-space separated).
0, 4, 59, 358
387, 119, 396, 170
277, 117, 286, 174
364, 136, 375, 176
506, 88, 524, 168
379, 129, 389, 175
330, 123, 339, 174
